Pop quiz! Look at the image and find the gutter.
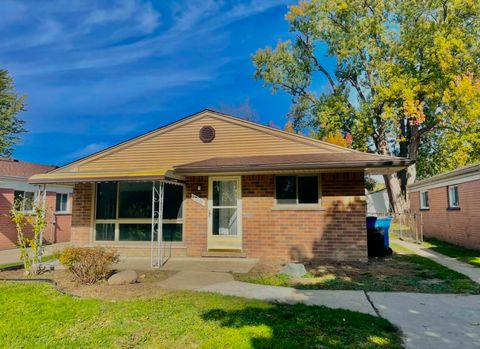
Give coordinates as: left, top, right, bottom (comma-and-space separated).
174, 160, 414, 174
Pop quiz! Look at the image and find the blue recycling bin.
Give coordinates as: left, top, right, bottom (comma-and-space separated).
375, 217, 392, 249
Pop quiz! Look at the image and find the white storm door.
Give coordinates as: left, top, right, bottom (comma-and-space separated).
207, 177, 242, 250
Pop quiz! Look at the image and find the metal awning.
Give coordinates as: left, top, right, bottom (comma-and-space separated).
29, 169, 185, 184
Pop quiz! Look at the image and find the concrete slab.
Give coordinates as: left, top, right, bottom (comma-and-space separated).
369, 292, 480, 349
158, 271, 234, 290
161, 257, 258, 273
0, 242, 69, 265
198, 281, 377, 316
114, 257, 259, 273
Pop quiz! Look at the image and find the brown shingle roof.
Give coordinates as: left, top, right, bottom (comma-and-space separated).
174, 153, 413, 173
0, 158, 57, 179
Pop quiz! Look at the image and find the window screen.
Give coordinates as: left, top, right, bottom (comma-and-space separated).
56, 193, 68, 212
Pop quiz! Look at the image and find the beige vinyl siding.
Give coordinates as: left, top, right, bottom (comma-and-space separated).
64, 112, 350, 174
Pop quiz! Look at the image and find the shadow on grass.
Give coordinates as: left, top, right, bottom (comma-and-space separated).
201, 302, 402, 349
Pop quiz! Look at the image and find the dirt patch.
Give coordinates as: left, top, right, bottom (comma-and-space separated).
0, 268, 177, 300
234, 251, 480, 294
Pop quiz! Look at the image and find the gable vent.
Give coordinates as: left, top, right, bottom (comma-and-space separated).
199, 126, 215, 143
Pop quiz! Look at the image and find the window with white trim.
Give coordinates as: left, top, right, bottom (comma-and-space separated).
420, 190, 429, 209
275, 175, 320, 205
55, 193, 69, 213
94, 182, 184, 242
448, 185, 460, 208
13, 191, 35, 213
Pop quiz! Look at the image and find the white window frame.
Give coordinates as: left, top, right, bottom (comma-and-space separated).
274, 175, 322, 207
420, 190, 429, 210
448, 185, 460, 208
93, 182, 185, 243
55, 193, 70, 213
13, 190, 36, 213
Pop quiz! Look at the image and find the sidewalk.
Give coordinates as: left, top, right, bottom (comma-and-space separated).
156, 271, 480, 349
0, 242, 69, 266
393, 239, 480, 283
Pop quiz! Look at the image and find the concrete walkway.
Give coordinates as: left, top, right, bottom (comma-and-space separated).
156, 270, 480, 349
370, 292, 480, 349
198, 280, 377, 315
0, 242, 69, 265
393, 239, 480, 283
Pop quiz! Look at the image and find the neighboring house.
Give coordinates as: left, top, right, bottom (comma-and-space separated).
30, 110, 411, 262
0, 158, 73, 250
366, 188, 391, 215
409, 163, 480, 249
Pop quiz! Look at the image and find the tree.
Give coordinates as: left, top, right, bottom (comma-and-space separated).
216, 98, 260, 122
11, 196, 47, 275
0, 69, 26, 156
321, 130, 352, 148
253, 0, 480, 213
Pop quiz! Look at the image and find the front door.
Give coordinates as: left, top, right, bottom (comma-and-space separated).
207, 176, 242, 250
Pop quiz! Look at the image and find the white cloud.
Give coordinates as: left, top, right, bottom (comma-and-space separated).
68, 143, 109, 159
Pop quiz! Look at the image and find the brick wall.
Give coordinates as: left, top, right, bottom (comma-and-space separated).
70, 173, 367, 261
410, 180, 480, 249
183, 172, 367, 262
71, 183, 93, 245
185, 177, 209, 256
0, 188, 72, 250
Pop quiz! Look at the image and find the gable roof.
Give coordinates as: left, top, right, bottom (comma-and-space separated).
0, 157, 56, 180
30, 109, 411, 183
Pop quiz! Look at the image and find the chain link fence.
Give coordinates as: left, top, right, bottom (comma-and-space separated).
390, 213, 423, 243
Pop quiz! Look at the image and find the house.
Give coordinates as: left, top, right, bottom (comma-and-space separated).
0, 158, 73, 250
30, 110, 412, 263
409, 162, 480, 250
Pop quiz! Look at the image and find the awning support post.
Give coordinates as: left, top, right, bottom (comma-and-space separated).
151, 181, 165, 268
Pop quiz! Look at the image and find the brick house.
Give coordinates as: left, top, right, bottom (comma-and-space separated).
30, 110, 411, 263
0, 158, 73, 250
409, 163, 480, 250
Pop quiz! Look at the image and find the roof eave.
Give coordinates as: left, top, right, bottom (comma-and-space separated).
174, 160, 413, 174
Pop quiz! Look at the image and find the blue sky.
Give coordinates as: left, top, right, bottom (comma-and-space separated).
0, 0, 329, 166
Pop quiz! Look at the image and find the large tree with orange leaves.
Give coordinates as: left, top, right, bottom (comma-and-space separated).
253, 0, 480, 213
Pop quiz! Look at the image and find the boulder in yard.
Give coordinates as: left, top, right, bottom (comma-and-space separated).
280, 263, 307, 278
108, 270, 138, 285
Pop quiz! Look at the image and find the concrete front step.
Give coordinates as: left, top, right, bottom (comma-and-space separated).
202, 250, 247, 258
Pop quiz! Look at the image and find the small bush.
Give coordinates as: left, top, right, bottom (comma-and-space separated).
59, 247, 119, 284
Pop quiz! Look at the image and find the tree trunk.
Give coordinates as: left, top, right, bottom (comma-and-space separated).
380, 125, 420, 214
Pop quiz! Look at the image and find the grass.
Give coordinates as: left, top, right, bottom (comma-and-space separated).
423, 237, 480, 268
0, 281, 402, 349
236, 243, 480, 294
0, 254, 57, 270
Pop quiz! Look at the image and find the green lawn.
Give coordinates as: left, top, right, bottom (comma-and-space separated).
423, 237, 480, 267
236, 243, 480, 294
0, 281, 401, 349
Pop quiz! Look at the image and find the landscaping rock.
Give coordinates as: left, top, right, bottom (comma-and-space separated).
108, 270, 138, 285
280, 263, 307, 278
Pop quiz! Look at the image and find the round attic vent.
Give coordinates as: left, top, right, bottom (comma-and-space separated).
199, 126, 215, 143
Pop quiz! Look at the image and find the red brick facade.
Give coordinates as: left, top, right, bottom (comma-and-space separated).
71, 172, 367, 261
410, 180, 480, 249
0, 188, 72, 250
71, 183, 93, 245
